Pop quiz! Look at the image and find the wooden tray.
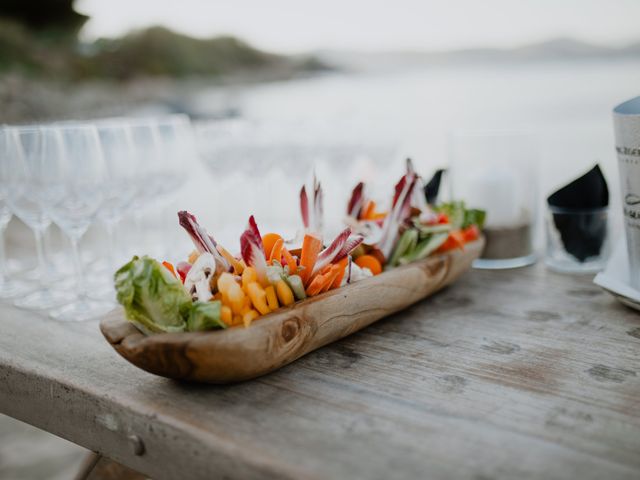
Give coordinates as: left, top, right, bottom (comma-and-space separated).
100, 238, 484, 383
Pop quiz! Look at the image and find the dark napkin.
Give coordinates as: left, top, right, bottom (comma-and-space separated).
547, 165, 609, 262
424, 169, 445, 204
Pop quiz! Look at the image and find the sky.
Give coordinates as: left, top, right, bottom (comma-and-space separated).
76, 0, 640, 54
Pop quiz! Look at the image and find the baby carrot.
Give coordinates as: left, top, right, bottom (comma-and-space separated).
299, 233, 322, 286
305, 274, 325, 297
362, 200, 376, 220
330, 257, 349, 289
320, 264, 343, 293
305, 265, 338, 296
281, 247, 297, 274
162, 261, 176, 278
216, 244, 244, 274
268, 238, 284, 266
355, 254, 382, 276
262, 233, 282, 259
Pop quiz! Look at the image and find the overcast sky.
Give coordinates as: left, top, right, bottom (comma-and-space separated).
77, 0, 640, 53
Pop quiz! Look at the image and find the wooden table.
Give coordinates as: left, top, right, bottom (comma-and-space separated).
1, 264, 639, 480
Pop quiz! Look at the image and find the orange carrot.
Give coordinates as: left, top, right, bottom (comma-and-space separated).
268, 238, 284, 265
307, 264, 342, 296
281, 247, 297, 274
355, 254, 382, 275
307, 263, 331, 287
362, 200, 376, 220
162, 261, 176, 278
330, 257, 349, 289
320, 264, 343, 293
216, 245, 245, 274
299, 233, 322, 285
305, 272, 326, 296
436, 230, 466, 253
262, 233, 282, 259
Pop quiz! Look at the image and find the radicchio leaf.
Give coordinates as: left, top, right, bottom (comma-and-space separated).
247, 215, 263, 252
313, 175, 323, 233
377, 173, 418, 259
335, 234, 364, 262
311, 227, 351, 276
300, 186, 309, 230
347, 182, 365, 218
240, 217, 268, 285
178, 211, 229, 270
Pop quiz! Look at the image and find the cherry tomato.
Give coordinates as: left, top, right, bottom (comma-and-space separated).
461, 225, 480, 243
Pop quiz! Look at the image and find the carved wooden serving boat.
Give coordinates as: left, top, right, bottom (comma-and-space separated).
100, 238, 483, 383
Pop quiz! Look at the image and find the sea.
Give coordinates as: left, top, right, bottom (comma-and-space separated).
179, 58, 640, 247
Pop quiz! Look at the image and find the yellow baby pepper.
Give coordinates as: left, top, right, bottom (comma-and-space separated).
242, 267, 257, 290
246, 282, 271, 315
243, 309, 259, 327
220, 305, 233, 326
275, 279, 295, 306
265, 285, 279, 311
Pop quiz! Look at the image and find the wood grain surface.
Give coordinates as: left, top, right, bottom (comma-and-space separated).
100, 239, 483, 383
1, 261, 639, 480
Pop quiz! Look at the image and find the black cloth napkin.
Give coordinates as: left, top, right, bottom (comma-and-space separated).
547, 165, 609, 262
424, 169, 445, 204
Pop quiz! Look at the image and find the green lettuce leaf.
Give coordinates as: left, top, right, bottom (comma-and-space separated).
187, 301, 226, 332
463, 208, 486, 230
114, 256, 191, 334
436, 202, 486, 229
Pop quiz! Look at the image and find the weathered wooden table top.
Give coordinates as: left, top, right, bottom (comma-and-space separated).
1, 264, 639, 480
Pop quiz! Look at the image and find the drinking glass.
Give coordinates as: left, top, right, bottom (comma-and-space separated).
449, 130, 538, 269
195, 119, 308, 239
43, 125, 113, 321
95, 121, 138, 269
545, 206, 611, 273
154, 115, 193, 255
7, 126, 74, 309
126, 119, 164, 256
0, 129, 29, 297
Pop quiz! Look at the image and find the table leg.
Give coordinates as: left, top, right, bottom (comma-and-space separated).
74, 452, 148, 480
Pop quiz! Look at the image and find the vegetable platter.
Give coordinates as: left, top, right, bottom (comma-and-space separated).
100, 160, 486, 383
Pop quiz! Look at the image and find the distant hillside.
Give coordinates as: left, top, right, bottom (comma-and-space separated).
0, 21, 328, 81
78, 27, 285, 80
318, 37, 640, 71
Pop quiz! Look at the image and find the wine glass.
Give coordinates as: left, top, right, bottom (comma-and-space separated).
95, 121, 138, 268
126, 118, 164, 256
6, 126, 74, 309
0, 128, 29, 298
43, 125, 113, 321
153, 115, 193, 255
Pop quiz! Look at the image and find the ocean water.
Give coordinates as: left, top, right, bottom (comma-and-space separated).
184, 58, 640, 247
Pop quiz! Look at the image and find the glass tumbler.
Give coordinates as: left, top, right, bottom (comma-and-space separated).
545, 206, 610, 273
449, 130, 538, 269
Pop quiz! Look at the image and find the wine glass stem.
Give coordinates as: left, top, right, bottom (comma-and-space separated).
104, 220, 116, 269
70, 237, 87, 300
0, 223, 8, 285
33, 228, 48, 288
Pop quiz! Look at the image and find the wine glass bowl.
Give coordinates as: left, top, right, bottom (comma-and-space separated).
6, 126, 74, 309
0, 116, 200, 319
38, 124, 114, 321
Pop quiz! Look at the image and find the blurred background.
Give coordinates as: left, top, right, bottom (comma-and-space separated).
2, 0, 639, 217
1, 0, 640, 478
